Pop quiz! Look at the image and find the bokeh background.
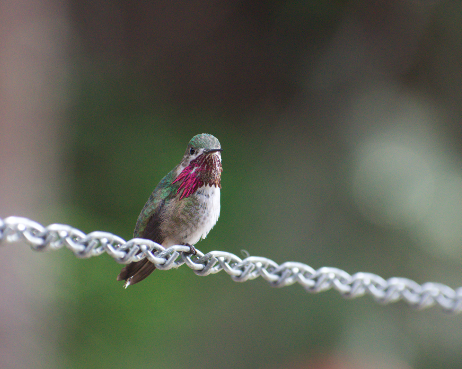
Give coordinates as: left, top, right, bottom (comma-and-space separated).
1, 0, 462, 368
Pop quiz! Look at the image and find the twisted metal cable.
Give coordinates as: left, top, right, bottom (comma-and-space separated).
1, 216, 461, 313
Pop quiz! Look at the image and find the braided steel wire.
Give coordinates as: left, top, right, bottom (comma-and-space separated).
1, 216, 461, 313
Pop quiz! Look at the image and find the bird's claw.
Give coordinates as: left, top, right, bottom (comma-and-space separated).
185, 244, 197, 256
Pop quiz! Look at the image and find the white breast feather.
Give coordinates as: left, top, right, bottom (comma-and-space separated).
187, 184, 220, 245
200, 185, 220, 239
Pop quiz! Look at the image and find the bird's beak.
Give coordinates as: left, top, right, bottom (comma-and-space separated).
206, 148, 223, 154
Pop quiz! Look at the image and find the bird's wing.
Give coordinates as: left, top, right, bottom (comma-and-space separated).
117, 171, 179, 286
133, 170, 178, 240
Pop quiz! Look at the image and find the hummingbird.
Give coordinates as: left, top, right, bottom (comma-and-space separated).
117, 133, 223, 287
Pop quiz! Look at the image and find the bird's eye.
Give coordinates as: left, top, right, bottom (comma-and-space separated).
189, 147, 195, 155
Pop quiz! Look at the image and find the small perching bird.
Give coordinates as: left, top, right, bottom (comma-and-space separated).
117, 134, 223, 287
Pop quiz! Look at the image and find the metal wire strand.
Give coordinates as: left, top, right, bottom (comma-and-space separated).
1, 216, 461, 313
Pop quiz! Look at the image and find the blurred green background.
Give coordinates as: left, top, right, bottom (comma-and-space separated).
1, 1, 462, 368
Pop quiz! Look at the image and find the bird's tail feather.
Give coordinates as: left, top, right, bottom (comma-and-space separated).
117, 259, 156, 287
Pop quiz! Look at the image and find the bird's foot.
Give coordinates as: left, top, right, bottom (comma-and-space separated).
184, 244, 197, 256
